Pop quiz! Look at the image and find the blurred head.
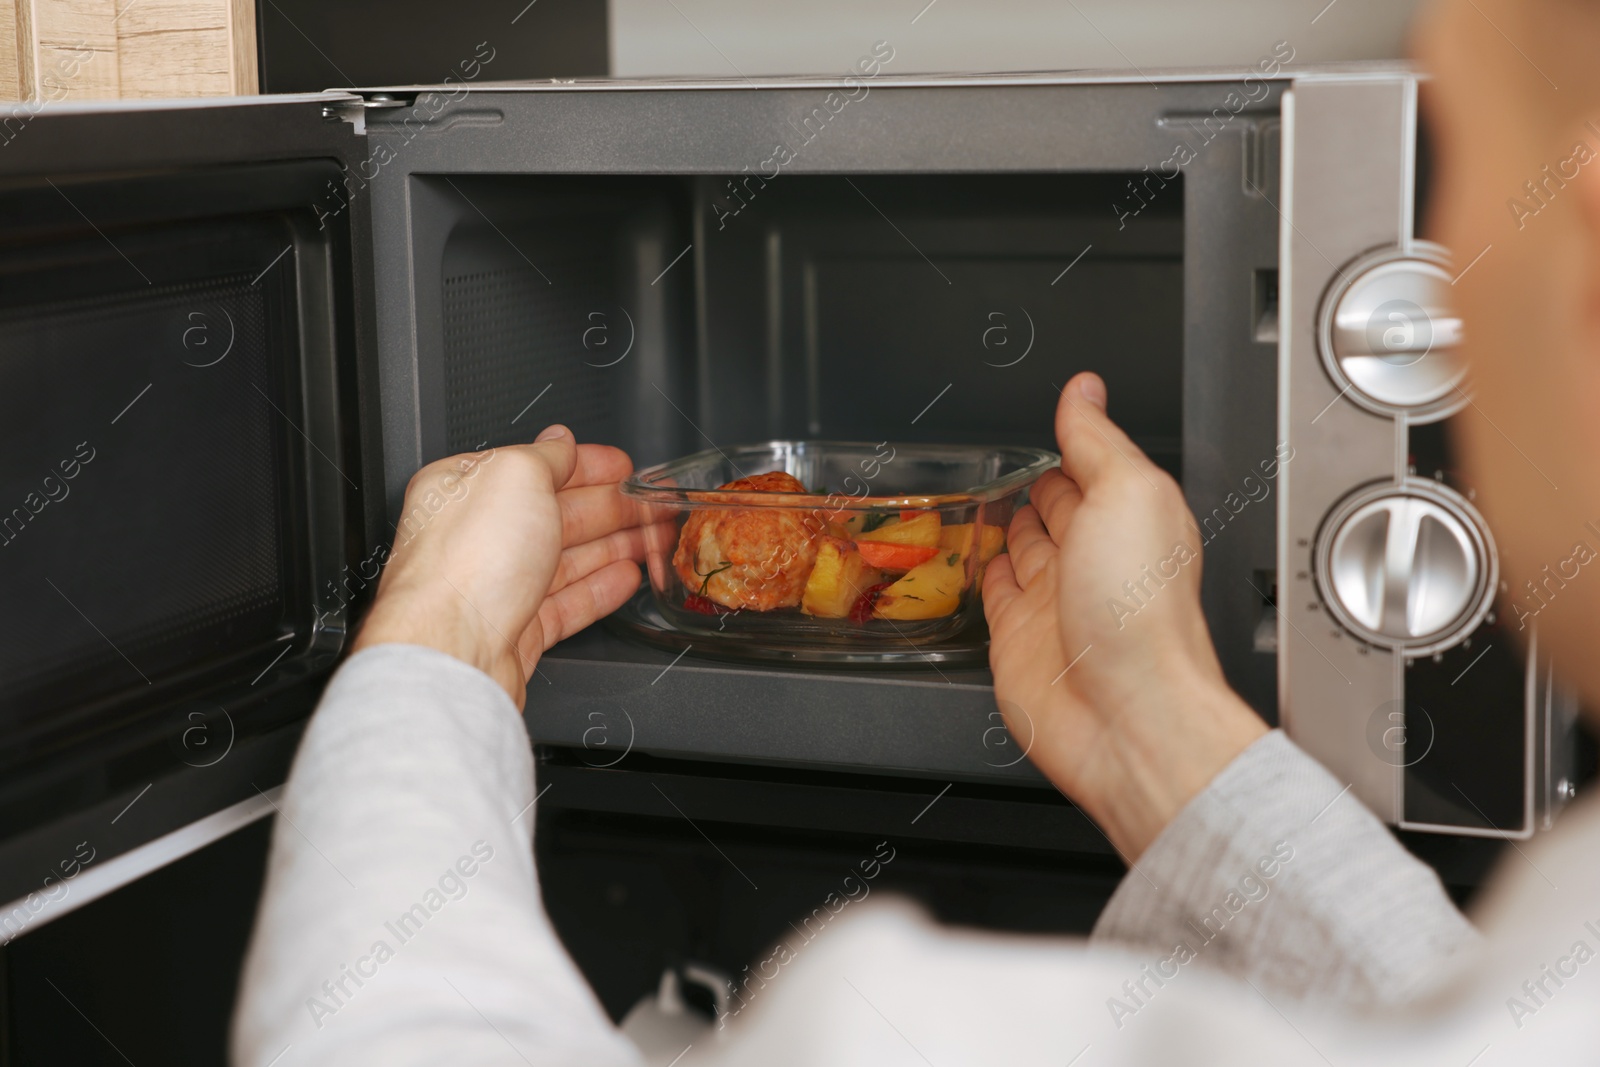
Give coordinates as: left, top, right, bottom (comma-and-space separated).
1414, 0, 1600, 706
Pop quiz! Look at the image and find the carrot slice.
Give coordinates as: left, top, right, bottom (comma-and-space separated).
856, 541, 939, 571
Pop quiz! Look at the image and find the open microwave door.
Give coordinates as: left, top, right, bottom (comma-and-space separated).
0, 93, 382, 931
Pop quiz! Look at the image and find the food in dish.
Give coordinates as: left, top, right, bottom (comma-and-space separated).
799, 536, 884, 619
857, 519, 1006, 620
670, 471, 823, 612
625, 440, 1057, 644
671, 474, 1007, 621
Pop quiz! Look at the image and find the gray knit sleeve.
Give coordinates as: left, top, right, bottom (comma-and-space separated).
1090, 730, 1478, 1006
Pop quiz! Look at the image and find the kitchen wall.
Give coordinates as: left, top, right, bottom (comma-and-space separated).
611, 0, 1424, 77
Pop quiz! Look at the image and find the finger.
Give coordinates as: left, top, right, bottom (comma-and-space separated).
451, 437, 626, 495
534, 558, 642, 650
1028, 468, 1083, 540
548, 524, 651, 595
565, 443, 634, 491
514, 425, 580, 492
560, 483, 644, 548
982, 553, 1023, 625
1029, 467, 1072, 510
639, 515, 679, 557
1055, 373, 1161, 494
1007, 504, 1059, 589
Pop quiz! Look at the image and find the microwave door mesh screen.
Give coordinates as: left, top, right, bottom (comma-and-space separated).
0, 279, 288, 726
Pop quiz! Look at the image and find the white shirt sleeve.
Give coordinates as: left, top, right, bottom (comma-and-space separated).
685, 793, 1600, 1067
229, 643, 642, 1067
232, 642, 1574, 1067
675, 896, 1505, 1067
1091, 730, 1478, 1005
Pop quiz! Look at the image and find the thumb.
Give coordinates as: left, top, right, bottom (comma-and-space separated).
522, 424, 580, 491
1054, 373, 1153, 491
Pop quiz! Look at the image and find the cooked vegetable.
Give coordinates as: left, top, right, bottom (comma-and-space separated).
801, 537, 885, 618
684, 594, 727, 615
849, 581, 892, 622
873, 555, 964, 620
861, 510, 895, 534
842, 510, 896, 536
858, 511, 940, 549
856, 541, 939, 572
938, 523, 1006, 565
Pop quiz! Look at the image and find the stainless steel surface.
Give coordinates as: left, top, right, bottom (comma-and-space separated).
1535, 657, 1581, 832
1280, 73, 1558, 836
1316, 480, 1494, 654
0, 789, 279, 943
1278, 73, 1415, 824
350, 62, 1413, 96
1319, 243, 1467, 418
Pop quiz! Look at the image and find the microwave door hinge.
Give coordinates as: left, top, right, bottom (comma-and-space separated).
321, 93, 411, 135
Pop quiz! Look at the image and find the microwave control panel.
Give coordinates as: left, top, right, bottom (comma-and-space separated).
1278, 73, 1576, 838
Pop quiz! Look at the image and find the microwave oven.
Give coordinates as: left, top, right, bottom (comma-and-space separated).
0, 65, 1579, 962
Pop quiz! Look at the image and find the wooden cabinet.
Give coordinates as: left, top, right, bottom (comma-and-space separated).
1, 0, 256, 101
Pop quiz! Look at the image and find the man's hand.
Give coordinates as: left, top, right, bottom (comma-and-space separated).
352, 425, 649, 708
984, 373, 1267, 860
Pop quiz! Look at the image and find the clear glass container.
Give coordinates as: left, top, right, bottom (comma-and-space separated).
621, 441, 1059, 646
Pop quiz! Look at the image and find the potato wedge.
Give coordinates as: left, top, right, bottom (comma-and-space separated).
938, 523, 1006, 565
841, 512, 897, 538
801, 537, 884, 618
858, 511, 940, 549
873, 554, 964, 620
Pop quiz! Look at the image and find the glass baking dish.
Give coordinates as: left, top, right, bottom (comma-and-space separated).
621, 441, 1059, 646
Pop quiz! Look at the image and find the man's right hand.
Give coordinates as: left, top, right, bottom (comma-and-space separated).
353, 426, 651, 709
983, 372, 1267, 860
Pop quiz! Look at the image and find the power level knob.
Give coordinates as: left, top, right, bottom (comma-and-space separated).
1319, 242, 1467, 421
1315, 480, 1496, 655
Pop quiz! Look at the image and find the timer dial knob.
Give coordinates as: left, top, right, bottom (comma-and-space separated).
1319, 242, 1467, 421
1315, 480, 1496, 655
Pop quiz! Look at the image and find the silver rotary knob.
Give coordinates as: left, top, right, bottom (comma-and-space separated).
1315, 480, 1496, 655
1319, 243, 1467, 421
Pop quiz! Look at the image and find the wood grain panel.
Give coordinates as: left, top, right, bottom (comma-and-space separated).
226, 0, 254, 93
114, 0, 224, 36
1, 0, 257, 100
35, 42, 117, 99
1, 0, 22, 100
117, 0, 229, 97
32, 0, 120, 99
118, 24, 229, 97
10, 0, 34, 101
